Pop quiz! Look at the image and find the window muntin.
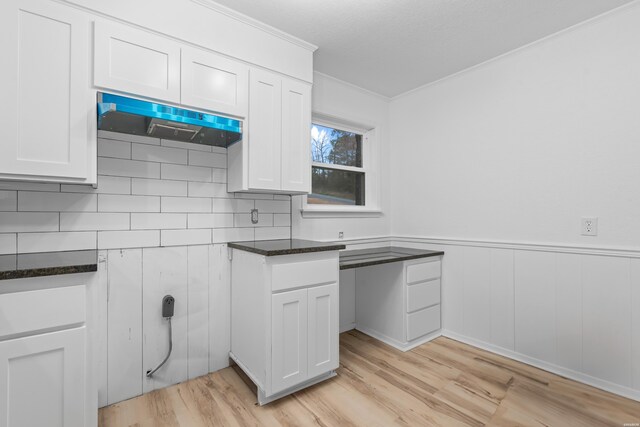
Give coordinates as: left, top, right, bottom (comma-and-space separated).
310, 123, 366, 206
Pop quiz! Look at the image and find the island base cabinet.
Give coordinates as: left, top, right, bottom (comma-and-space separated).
271, 289, 308, 394
0, 327, 86, 427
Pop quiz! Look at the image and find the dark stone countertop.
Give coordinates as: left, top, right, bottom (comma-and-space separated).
228, 239, 346, 256
0, 250, 98, 281
339, 246, 444, 270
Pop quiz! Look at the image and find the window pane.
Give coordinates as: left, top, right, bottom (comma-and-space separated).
311, 124, 362, 167
309, 166, 365, 206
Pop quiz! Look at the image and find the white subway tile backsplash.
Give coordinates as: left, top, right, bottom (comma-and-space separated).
161, 229, 211, 246
212, 168, 227, 183
274, 213, 291, 227
0, 191, 17, 211
274, 194, 292, 201
132, 178, 187, 196
131, 213, 186, 230
0, 213, 59, 233
19, 192, 97, 212
60, 213, 129, 231
98, 138, 131, 159
162, 197, 211, 213
98, 230, 159, 249
188, 213, 233, 229
188, 182, 231, 198
0, 234, 17, 255
188, 151, 226, 168
234, 213, 274, 228
255, 199, 291, 213
255, 227, 291, 241
132, 143, 187, 165
161, 164, 212, 182
211, 199, 253, 213
18, 231, 96, 253
0, 182, 60, 192
161, 139, 211, 152
212, 227, 254, 244
99, 195, 160, 213
62, 176, 131, 194
98, 130, 160, 145
99, 157, 161, 179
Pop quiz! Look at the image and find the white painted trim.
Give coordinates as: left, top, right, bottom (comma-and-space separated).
442, 330, 640, 403
391, 0, 640, 101
355, 326, 441, 352
339, 323, 356, 334
300, 209, 383, 219
190, 0, 318, 52
313, 71, 390, 102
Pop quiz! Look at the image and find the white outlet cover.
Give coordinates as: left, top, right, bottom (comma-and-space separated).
581, 217, 598, 236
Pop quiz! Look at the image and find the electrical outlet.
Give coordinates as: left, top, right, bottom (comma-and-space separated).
581, 217, 598, 236
338, 231, 344, 239
251, 209, 259, 224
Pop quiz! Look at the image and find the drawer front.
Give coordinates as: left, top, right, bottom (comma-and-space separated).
406, 260, 441, 284
406, 279, 440, 313
406, 305, 440, 341
0, 285, 85, 340
272, 257, 338, 292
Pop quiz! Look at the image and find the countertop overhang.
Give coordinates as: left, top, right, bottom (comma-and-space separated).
0, 250, 98, 281
228, 239, 346, 256
339, 246, 444, 270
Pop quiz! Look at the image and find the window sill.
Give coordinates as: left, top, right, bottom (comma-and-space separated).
300, 208, 383, 219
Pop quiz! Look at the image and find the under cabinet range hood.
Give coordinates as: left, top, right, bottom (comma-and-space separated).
97, 93, 242, 148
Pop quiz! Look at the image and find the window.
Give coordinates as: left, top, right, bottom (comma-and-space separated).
309, 123, 366, 206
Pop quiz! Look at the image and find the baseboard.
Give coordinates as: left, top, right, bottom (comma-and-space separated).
442, 330, 640, 403
355, 326, 441, 352
340, 323, 356, 333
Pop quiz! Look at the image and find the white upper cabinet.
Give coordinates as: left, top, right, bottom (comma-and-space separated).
248, 69, 283, 191
0, 0, 94, 183
181, 47, 249, 118
228, 68, 312, 194
94, 20, 181, 103
281, 80, 312, 193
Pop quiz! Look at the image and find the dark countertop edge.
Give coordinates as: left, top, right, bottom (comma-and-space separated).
228, 242, 346, 256
340, 250, 444, 270
0, 264, 98, 281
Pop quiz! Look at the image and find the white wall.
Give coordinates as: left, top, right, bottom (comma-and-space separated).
292, 72, 391, 241
390, 1, 640, 249
388, 2, 640, 401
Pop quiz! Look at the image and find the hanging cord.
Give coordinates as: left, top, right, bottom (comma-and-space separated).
146, 317, 173, 377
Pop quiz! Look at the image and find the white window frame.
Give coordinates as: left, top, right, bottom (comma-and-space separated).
301, 116, 381, 218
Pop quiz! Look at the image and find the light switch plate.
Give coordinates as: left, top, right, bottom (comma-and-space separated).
581, 217, 598, 236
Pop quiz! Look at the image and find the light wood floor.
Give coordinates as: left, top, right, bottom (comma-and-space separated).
99, 331, 640, 426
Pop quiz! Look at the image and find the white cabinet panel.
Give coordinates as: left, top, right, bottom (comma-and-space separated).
407, 305, 440, 341
281, 80, 311, 193
0, 0, 92, 181
308, 283, 338, 378
248, 69, 282, 191
94, 20, 181, 103
406, 260, 441, 284
582, 255, 632, 387
0, 328, 85, 427
406, 279, 440, 313
181, 47, 249, 117
271, 288, 308, 394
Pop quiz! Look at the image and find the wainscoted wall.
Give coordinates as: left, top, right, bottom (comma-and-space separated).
388, 237, 640, 401
0, 130, 292, 407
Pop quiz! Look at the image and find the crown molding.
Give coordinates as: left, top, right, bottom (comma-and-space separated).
191, 0, 318, 52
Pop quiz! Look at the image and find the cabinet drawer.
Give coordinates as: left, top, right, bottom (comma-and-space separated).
406, 279, 440, 313
0, 285, 85, 340
272, 257, 337, 292
406, 260, 441, 284
406, 305, 440, 341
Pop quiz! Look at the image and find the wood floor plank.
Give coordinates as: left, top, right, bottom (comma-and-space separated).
99, 333, 640, 427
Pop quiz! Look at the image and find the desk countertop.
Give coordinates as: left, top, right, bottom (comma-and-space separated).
339, 246, 443, 270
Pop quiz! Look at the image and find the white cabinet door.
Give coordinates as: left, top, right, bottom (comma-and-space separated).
181, 47, 249, 118
307, 283, 339, 378
281, 79, 311, 193
248, 69, 282, 191
271, 289, 307, 394
0, 328, 86, 427
0, 0, 91, 181
94, 20, 181, 103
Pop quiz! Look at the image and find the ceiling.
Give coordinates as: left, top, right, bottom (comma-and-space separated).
212, 0, 634, 97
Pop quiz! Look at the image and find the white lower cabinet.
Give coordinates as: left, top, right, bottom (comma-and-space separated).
231, 250, 339, 404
